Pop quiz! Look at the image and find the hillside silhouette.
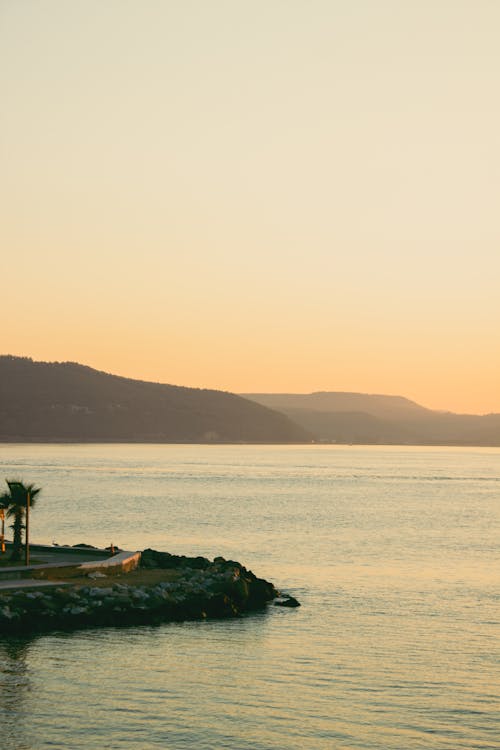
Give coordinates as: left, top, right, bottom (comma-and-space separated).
242, 392, 500, 447
0, 357, 308, 443
2, 358, 498, 446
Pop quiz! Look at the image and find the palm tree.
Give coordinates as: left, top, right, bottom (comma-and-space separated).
0, 480, 42, 562
0, 498, 7, 554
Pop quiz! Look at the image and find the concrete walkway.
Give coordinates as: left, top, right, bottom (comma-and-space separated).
1, 543, 110, 566
0, 543, 141, 592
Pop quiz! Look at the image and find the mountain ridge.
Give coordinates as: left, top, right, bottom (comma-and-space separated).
1, 356, 498, 446
0, 356, 308, 443
241, 393, 500, 446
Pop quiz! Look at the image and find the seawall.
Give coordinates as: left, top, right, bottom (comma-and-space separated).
0, 550, 280, 633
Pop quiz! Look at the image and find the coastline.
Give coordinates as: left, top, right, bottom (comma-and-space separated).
0, 548, 294, 634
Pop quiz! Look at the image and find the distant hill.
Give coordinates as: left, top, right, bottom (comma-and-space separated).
0, 357, 308, 443
242, 392, 500, 446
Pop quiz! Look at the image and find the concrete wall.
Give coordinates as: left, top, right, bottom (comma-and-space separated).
79, 551, 141, 574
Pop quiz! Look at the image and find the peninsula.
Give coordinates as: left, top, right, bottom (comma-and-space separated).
0, 544, 298, 634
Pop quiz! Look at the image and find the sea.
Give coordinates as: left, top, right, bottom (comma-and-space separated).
0, 443, 498, 750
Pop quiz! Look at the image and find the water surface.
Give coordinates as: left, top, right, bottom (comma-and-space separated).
0, 444, 498, 749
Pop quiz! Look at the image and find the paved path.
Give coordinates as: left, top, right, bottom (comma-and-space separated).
0, 544, 110, 591
0, 543, 137, 592
2, 548, 109, 566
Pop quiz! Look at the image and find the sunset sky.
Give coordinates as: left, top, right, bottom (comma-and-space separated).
2, 1, 499, 414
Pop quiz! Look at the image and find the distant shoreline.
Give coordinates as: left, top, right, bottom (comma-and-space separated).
1, 438, 499, 448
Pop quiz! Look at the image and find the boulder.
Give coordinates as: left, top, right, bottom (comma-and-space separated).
274, 596, 301, 608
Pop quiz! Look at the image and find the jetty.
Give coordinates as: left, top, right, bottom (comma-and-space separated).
0, 543, 291, 633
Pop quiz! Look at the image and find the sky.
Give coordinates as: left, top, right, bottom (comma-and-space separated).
1, 0, 499, 414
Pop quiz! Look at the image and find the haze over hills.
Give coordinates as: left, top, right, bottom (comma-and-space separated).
0, 357, 308, 443
1, 357, 498, 446
242, 393, 500, 447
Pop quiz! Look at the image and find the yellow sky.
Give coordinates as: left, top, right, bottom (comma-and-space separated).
1, 1, 499, 414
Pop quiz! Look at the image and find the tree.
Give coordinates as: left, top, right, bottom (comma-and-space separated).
0, 480, 41, 562
0, 498, 7, 554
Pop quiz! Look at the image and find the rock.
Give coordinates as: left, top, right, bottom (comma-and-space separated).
69, 606, 88, 616
131, 588, 149, 601
113, 592, 133, 605
89, 587, 108, 597
274, 596, 301, 608
0, 606, 16, 620
87, 571, 107, 579
97, 588, 114, 597
141, 549, 210, 570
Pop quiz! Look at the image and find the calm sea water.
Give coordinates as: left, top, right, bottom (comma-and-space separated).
0, 444, 498, 750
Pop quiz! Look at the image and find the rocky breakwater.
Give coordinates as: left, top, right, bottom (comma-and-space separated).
0, 550, 284, 634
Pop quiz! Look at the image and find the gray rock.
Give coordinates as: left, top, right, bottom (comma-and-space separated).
131, 588, 149, 600
70, 606, 88, 616
113, 583, 129, 591
157, 581, 173, 590
89, 587, 106, 597
0, 606, 15, 619
274, 596, 301, 608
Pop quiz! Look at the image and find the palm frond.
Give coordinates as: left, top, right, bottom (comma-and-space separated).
5, 479, 41, 508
